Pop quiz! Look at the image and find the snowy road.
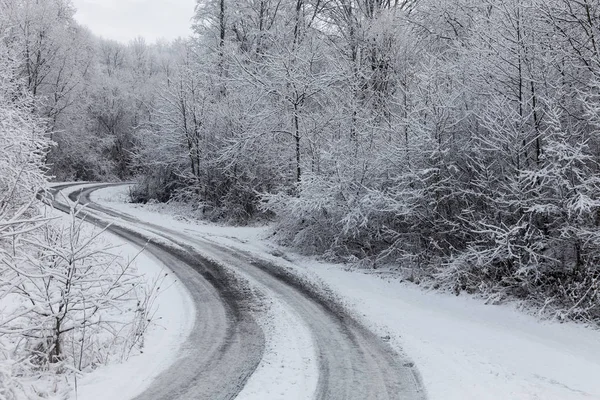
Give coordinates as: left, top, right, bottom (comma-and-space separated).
49, 183, 427, 400
49, 183, 264, 400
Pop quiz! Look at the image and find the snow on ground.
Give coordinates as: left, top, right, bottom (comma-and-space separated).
236, 300, 318, 400
93, 184, 600, 400
49, 184, 195, 400
89, 184, 271, 242
306, 267, 600, 400
68, 237, 195, 400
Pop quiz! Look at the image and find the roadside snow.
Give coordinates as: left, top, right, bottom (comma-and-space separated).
305, 266, 600, 400
50, 184, 195, 400
89, 184, 270, 242
68, 238, 195, 400
93, 184, 600, 400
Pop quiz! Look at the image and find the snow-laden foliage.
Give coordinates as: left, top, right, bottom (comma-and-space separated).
1, 207, 156, 363
0, 208, 159, 397
0, 20, 50, 399
127, 0, 600, 322
0, 0, 170, 181
0, 34, 48, 211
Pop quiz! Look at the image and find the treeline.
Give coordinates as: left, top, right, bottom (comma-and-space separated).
133, 0, 600, 321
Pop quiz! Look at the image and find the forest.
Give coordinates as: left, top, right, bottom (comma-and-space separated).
1, 2, 600, 388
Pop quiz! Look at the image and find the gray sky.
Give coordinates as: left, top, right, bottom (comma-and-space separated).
72, 0, 195, 43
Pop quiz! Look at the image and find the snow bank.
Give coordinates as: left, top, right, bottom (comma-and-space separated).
304, 265, 600, 400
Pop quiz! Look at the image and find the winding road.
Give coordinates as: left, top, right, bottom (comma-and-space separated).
48, 183, 427, 400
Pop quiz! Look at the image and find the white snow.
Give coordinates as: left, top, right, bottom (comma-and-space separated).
303, 266, 600, 400
92, 183, 600, 400
49, 184, 195, 400
235, 300, 318, 400
68, 240, 195, 400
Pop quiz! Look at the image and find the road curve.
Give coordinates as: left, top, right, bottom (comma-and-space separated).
51, 183, 427, 400
48, 184, 265, 400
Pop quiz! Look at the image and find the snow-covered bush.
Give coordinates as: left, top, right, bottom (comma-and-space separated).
438, 101, 600, 319
2, 206, 153, 367
0, 205, 161, 397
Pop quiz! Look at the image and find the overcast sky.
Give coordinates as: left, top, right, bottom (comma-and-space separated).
71, 0, 195, 43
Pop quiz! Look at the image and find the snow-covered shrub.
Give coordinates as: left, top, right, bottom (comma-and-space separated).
0, 204, 163, 397
0, 33, 49, 211
8, 207, 151, 366
438, 103, 600, 320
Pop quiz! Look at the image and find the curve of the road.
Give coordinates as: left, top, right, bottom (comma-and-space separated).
48, 183, 265, 400
48, 183, 427, 400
